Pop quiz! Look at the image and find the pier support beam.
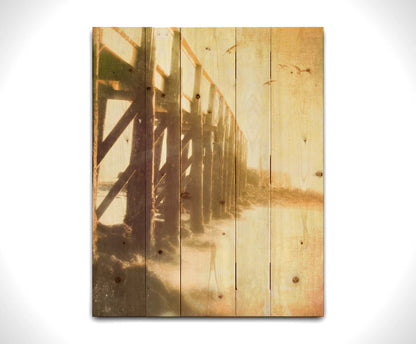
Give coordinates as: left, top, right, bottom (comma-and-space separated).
189, 65, 203, 233
163, 30, 181, 245
125, 50, 147, 250
203, 84, 216, 223
211, 97, 224, 218
221, 109, 230, 216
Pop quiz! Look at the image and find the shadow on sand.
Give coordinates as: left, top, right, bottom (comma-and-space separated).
93, 222, 185, 316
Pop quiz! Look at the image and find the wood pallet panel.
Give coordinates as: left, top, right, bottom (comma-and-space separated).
92, 27, 323, 317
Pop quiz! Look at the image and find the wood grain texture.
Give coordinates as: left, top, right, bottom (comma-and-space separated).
180, 28, 236, 316
270, 27, 324, 316
93, 27, 147, 316
236, 27, 271, 316
93, 27, 323, 317
145, 27, 182, 316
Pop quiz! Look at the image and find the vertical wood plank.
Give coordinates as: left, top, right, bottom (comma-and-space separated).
146, 28, 181, 316
180, 28, 236, 316
93, 27, 147, 316
235, 27, 271, 316
123, 27, 147, 316
270, 27, 324, 316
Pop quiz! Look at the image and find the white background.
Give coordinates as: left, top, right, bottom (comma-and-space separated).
0, 0, 415, 343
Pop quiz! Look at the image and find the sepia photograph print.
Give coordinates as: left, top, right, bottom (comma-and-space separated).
92, 27, 323, 317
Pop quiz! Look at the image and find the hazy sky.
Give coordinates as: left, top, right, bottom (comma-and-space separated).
183, 28, 323, 192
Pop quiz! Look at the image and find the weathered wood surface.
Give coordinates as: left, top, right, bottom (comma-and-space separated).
138, 28, 183, 316
270, 27, 324, 316
93, 27, 147, 316
145, 27, 181, 316
235, 27, 271, 316
180, 28, 236, 316
92, 27, 323, 317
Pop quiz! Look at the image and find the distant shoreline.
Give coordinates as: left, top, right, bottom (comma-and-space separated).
243, 184, 323, 210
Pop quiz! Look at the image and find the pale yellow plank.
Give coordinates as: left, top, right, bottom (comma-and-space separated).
180, 28, 236, 316
236, 27, 271, 316
270, 27, 324, 316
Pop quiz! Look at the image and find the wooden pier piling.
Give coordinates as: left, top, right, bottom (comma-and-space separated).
211, 96, 224, 218
202, 84, 216, 223
189, 64, 204, 233
163, 30, 181, 244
